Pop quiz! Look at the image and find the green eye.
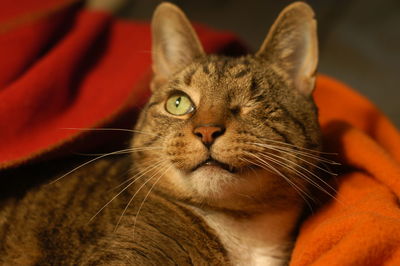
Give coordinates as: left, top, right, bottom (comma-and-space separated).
165, 94, 194, 116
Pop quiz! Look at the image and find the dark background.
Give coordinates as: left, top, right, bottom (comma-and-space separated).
120, 0, 400, 127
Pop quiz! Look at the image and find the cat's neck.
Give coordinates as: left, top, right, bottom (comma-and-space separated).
190, 206, 301, 266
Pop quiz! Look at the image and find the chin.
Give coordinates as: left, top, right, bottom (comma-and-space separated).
158, 163, 301, 212
182, 165, 278, 206
188, 166, 241, 198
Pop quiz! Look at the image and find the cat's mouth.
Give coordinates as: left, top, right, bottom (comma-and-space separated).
192, 158, 237, 173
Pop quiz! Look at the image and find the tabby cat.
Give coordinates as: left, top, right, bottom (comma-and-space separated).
0, 2, 325, 265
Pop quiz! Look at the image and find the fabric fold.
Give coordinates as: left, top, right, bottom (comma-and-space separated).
290, 76, 400, 265
0, 3, 243, 169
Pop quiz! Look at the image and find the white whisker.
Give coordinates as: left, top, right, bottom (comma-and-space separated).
131, 163, 175, 239
50, 147, 164, 184
87, 159, 167, 224
50, 149, 135, 184
266, 151, 338, 191
257, 151, 340, 203
110, 158, 169, 192
259, 138, 337, 155
254, 145, 339, 185
241, 154, 315, 212
246, 154, 314, 202
71, 146, 163, 157
258, 144, 338, 175
60, 127, 159, 137
252, 142, 339, 165
114, 162, 171, 232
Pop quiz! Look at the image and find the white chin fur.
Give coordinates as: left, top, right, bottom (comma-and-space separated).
188, 166, 237, 197
184, 166, 268, 200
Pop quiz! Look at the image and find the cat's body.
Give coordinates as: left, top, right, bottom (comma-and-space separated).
0, 156, 230, 265
0, 157, 296, 266
0, 2, 323, 265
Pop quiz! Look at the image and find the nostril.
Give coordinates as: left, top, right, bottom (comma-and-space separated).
193, 125, 225, 146
211, 128, 225, 139
194, 132, 203, 139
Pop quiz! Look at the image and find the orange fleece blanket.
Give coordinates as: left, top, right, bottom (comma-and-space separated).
1, 1, 400, 265
291, 76, 400, 265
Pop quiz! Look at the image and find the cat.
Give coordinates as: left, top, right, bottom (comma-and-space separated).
0, 1, 325, 265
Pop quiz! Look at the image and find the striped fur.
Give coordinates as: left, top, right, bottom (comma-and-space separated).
0, 156, 229, 265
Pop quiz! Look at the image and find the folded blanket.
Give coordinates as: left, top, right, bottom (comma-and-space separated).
291, 75, 400, 265
0, 1, 242, 169
1, 1, 399, 265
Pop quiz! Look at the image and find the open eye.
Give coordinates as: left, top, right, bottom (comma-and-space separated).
165, 93, 194, 116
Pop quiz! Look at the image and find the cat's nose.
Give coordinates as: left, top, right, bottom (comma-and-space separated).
193, 125, 225, 147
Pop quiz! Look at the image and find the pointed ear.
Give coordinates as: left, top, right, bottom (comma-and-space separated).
151, 2, 204, 80
257, 2, 318, 95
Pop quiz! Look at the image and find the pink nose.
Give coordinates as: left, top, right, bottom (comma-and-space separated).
193, 125, 225, 147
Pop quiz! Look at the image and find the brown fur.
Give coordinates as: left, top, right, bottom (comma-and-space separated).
0, 2, 323, 265
0, 157, 229, 265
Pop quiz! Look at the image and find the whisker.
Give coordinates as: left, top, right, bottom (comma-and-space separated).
277, 147, 340, 165
242, 154, 315, 213
50, 149, 138, 184
251, 142, 339, 165
246, 154, 314, 201
131, 163, 175, 239
114, 162, 171, 232
258, 144, 337, 164
258, 145, 338, 176
241, 157, 276, 176
261, 150, 339, 194
87, 159, 167, 224
259, 138, 337, 155
242, 155, 315, 213
60, 127, 159, 137
71, 146, 163, 157
257, 151, 340, 203
50, 146, 165, 184
110, 158, 169, 192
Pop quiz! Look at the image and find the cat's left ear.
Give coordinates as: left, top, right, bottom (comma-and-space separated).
151, 3, 204, 81
257, 2, 318, 96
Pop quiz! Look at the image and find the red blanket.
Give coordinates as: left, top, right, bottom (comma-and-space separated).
0, 2, 242, 169
1, 1, 400, 265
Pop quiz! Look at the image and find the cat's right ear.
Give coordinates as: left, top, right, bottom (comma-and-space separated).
151, 2, 204, 84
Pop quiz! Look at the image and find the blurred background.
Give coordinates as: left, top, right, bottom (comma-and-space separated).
119, 0, 400, 127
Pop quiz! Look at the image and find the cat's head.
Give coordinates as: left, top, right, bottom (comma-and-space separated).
132, 2, 321, 212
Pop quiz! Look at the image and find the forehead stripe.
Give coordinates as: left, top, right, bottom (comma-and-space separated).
184, 68, 196, 86
233, 69, 249, 78
202, 65, 210, 74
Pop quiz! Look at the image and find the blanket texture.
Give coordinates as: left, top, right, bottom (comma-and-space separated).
1, 1, 399, 265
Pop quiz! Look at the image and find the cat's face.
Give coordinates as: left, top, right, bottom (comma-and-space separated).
132, 2, 321, 212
